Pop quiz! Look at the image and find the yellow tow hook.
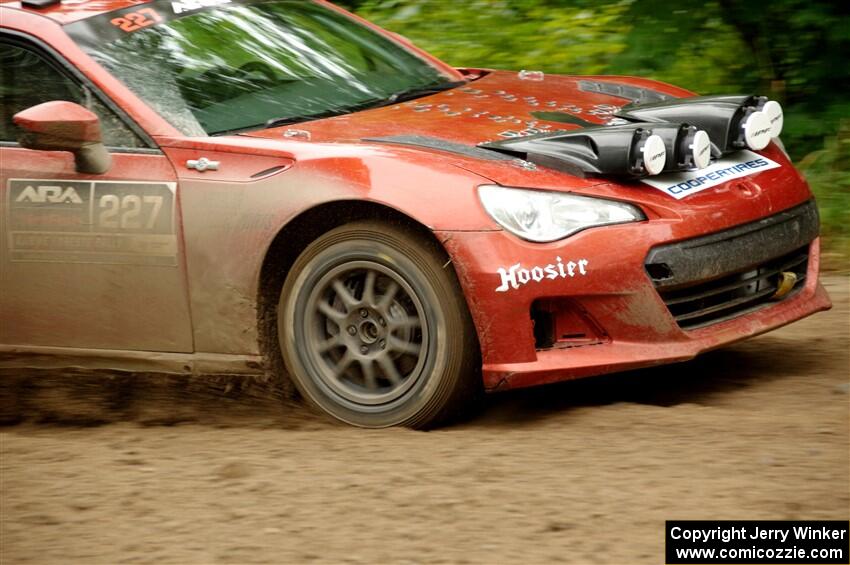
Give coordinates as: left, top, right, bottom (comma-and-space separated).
772, 271, 798, 299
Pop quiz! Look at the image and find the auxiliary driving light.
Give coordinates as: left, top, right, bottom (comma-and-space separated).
637, 132, 667, 176
645, 124, 713, 171
760, 100, 784, 138
739, 108, 772, 151
690, 129, 712, 168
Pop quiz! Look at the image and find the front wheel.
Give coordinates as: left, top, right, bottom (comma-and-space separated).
278, 221, 480, 428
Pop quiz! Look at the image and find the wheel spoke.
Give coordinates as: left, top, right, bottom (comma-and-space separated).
377, 355, 403, 385
377, 280, 399, 311
391, 316, 421, 330
332, 278, 359, 310
389, 336, 421, 356
362, 270, 377, 307
360, 359, 378, 390
318, 335, 341, 353
318, 301, 345, 323
333, 351, 355, 378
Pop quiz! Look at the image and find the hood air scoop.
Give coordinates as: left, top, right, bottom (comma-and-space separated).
481, 122, 711, 179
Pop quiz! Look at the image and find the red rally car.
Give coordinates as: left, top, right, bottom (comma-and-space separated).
0, 0, 832, 427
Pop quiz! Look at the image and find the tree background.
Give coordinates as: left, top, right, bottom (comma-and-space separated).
337, 0, 849, 258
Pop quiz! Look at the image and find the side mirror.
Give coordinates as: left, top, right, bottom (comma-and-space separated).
14, 101, 111, 174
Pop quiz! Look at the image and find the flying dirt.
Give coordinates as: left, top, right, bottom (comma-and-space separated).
1, 275, 847, 564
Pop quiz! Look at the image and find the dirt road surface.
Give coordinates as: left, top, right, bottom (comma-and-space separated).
1, 276, 848, 564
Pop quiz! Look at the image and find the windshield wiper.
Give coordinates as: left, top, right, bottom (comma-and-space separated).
209, 107, 351, 136
262, 107, 352, 130
376, 80, 467, 108
261, 81, 467, 128
210, 80, 467, 136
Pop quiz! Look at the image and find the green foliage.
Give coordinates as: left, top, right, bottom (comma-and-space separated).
357, 0, 631, 74
346, 0, 850, 259
798, 122, 850, 261
605, 1, 757, 95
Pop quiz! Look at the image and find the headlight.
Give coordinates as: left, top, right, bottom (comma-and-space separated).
478, 185, 646, 243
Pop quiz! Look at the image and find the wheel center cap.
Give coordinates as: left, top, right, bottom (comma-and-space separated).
359, 320, 380, 344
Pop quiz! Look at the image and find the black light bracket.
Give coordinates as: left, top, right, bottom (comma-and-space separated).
481, 123, 694, 179
616, 94, 783, 155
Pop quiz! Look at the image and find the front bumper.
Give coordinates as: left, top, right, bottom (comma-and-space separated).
436, 201, 832, 391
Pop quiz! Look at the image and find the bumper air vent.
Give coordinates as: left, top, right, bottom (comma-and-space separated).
645, 200, 819, 330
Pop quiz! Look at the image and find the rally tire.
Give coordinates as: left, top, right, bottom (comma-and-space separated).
278, 221, 480, 428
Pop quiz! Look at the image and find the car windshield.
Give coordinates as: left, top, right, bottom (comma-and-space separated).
66, 0, 460, 136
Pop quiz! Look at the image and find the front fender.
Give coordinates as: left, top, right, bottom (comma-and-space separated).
161, 137, 498, 354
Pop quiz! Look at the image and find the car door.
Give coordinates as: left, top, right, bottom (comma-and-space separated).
0, 35, 194, 353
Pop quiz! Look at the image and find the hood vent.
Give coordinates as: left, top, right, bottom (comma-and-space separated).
578, 80, 673, 104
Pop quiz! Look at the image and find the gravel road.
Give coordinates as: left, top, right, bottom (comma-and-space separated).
1, 276, 848, 564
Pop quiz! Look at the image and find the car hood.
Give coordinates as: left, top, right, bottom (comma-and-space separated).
242, 70, 693, 151
238, 70, 809, 224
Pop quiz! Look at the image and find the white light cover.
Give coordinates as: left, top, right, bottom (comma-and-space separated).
641, 134, 667, 175
691, 130, 712, 169
762, 100, 784, 138
743, 110, 772, 150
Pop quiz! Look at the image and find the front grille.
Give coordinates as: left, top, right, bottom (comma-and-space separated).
657, 247, 808, 329
645, 200, 819, 330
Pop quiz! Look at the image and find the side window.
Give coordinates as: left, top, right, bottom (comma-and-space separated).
0, 40, 145, 148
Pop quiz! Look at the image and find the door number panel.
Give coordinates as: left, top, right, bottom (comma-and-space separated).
6, 179, 177, 265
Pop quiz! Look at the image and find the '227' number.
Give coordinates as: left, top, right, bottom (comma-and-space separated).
99, 195, 164, 230
110, 7, 162, 33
